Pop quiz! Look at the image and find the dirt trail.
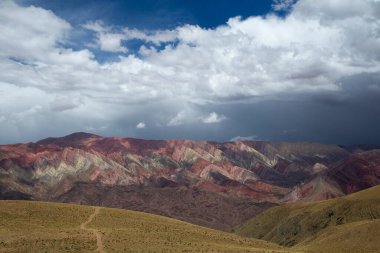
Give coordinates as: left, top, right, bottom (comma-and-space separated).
80, 207, 105, 253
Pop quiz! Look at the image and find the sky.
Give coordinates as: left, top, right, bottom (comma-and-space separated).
0, 0, 380, 145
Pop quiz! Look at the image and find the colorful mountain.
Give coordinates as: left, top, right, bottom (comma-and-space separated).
0, 132, 379, 230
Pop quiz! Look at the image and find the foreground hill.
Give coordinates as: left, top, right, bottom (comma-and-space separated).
0, 200, 285, 253
1, 132, 380, 230
235, 185, 380, 253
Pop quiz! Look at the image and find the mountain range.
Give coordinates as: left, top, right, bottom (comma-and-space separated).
1, 132, 379, 231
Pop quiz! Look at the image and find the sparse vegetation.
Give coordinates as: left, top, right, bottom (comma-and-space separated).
0, 200, 286, 253
235, 185, 380, 253
88, 207, 286, 253
0, 201, 96, 252
2, 183, 380, 253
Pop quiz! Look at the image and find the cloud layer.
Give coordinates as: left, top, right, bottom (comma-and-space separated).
0, 0, 379, 144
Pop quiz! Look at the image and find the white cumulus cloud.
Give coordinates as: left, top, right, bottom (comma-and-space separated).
167, 111, 188, 126
0, 0, 379, 142
83, 21, 128, 53
202, 112, 227, 124
272, 0, 297, 11
136, 122, 146, 129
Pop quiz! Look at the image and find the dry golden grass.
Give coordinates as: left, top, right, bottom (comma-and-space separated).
0, 200, 290, 253
88, 206, 289, 253
235, 185, 380, 253
296, 219, 380, 253
0, 201, 96, 253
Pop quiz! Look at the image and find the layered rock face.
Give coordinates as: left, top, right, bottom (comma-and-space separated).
1, 132, 379, 230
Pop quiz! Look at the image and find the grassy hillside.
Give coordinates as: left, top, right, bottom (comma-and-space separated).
296, 219, 380, 253
0, 200, 287, 253
235, 185, 380, 252
0, 201, 96, 252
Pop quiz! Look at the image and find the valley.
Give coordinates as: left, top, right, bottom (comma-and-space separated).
1, 133, 379, 231
1, 133, 380, 252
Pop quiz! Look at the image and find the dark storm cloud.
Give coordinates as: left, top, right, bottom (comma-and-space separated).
0, 0, 379, 144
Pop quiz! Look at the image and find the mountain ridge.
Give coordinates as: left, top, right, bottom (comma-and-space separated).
1, 132, 380, 231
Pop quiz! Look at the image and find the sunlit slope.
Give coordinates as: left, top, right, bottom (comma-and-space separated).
235, 185, 380, 252
88, 206, 289, 253
0, 201, 287, 253
296, 219, 380, 253
0, 201, 96, 252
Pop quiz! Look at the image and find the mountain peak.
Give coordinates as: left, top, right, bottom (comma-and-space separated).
36, 132, 100, 146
